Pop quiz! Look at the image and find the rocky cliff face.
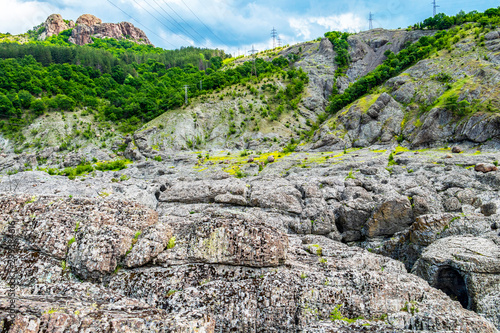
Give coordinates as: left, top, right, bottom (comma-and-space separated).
39, 14, 152, 46
345, 29, 436, 84
308, 28, 500, 151
69, 16, 152, 46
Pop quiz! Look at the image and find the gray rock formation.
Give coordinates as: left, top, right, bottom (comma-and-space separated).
68, 15, 152, 46
1, 145, 499, 331
347, 29, 436, 82
309, 93, 404, 151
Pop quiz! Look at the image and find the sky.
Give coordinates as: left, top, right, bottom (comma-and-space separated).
0, 0, 498, 55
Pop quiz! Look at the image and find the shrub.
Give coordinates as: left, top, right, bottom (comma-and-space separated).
345, 169, 355, 180
388, 152, 396, 166
95, 159, 127, 171
167, 236, 176, 249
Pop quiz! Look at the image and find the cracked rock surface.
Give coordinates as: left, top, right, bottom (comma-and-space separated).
1, 146, 500, 332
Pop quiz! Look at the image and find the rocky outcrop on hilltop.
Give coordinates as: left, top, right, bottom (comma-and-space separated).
38, 14, 75, 40
68, 14, 152, 46
37, 14, 152, 46
75, 13, 102, 26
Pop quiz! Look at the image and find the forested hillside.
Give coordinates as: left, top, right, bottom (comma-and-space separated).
1, 7, 500, 152
0, 37, 306, 143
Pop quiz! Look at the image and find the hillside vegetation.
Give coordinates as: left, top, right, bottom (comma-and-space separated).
1, 7, 500, 154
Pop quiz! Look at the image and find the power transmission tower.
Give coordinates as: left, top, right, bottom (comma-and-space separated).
183, 85, 189, 105
369, 12, 374, 30
271, 27, 278, 49
277, 37, 282, 48
432, 0, 439, 16
248, 45, 258, 76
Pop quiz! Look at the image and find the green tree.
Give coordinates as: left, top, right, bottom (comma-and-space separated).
31, 99, 46, 115
54, 94, 76, 111
0, 93, 14, 116
18, 90, 33, 109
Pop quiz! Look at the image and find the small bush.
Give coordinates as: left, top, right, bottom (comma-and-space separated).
167, 236, 176, 249
388, 152, 396, 166
345, 169, 355, 180
120, 174, 130, 181
234, 167, 248, 178
282, 141, 298, 154
95, 159, 127, 171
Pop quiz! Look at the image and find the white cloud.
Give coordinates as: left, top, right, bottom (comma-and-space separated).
0, 0, 58, 34
0, 0, 367, 53
289, 13, 365, 40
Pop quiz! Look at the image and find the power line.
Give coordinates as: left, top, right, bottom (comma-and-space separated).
179, 0, 228, 48
158, 0, 215, 48
105, 0, 176, 48
271, 27, 278, 49
369, 12, 374, 30
248, 45, 258, 76
130, 0, 194, 45
432, 0, 440, 16
147, 0, 206, 47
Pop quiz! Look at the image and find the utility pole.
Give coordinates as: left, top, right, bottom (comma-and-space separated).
248, 45, 258, 76
369, 12, 374, 30
271, 27, 278, 49
432, 0, 439, 16
183, 85, 189, 105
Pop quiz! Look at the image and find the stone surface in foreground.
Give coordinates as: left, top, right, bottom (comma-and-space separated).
0, 194, 497, 332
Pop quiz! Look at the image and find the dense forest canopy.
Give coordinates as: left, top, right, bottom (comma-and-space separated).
0, 34, 300, 140
412, 7, 500, 30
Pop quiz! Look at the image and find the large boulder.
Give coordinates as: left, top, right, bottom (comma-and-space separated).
39, 14, 75, 40
75, 14, 102, 26
186, 215, 288, 267
0, 194, 161, 281
249, 179, 303, 214
364, 195, 413, 237
159, 178, 248, 205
